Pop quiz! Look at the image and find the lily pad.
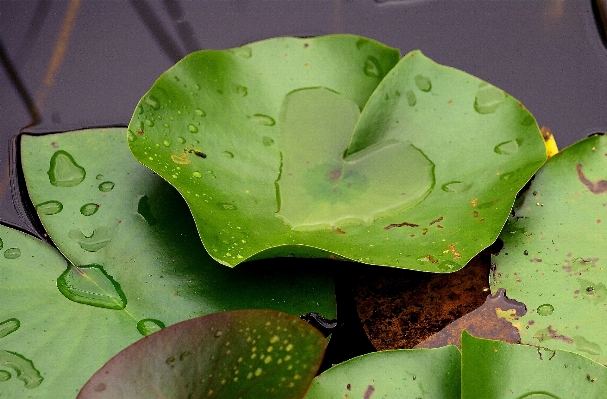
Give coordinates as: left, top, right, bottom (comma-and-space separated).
78, 310, 325, 399
128, 34, 546, 270
461, 331, 607, 398
14, 127, 335, 398
304, 345, 461, 399
491, 134, 607, 365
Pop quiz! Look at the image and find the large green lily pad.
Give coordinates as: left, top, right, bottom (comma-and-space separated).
128, 34, 546, 270
491, 134, 607, 364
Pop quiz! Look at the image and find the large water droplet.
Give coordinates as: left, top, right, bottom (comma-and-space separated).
4, 248, 21, 259
144, 95, 160, 110
0, 318, 20, 339
57, 264, 127, 310
36, 200, 63, 215
195, 108, 206, 117
80, 203, 99, 216
162, 140, 171, 147
537, 303, 554, 316
137, 318, 165, 336
405, 90, 416, 106
414, 75, 432, 92
137, 195, 157, 225
494, 139, 521, 155
474, 83, 505, 114
249, 114, 275, 126
217, 203, 237, 210
0, 351, 43, 388
230, 46, 252, 58
441, 181, 472, 193
363, 56, 381, 77
188, 124, 199, 133
262, 136, 274, 146
68, 227, 112, 252
192, 171, 202, 178
48, 150, 86, 187
98, 181, 115, 192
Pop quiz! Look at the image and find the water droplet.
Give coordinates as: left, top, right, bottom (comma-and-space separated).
270, 335, 280, 344
68, 227, 112, 252
187, 124, 199, 133
57, 264, 127, 310
537, 303, 554, 316
177, 136, 186, 144
264, 356, 272, 364
192, 171, 202, 178
363, 56, 381, 77
441, 181, 472, 193
48, 150, 86, 187
494, 139, 521, 155
4, 248, 21, 259
0, 370, 10, 382
80, 203, 99, 216
249, 114, 275, 126
137, 318, 165, 336
145, 119, 155, 127
162, 140, 171, 147
414, 74, 432, 92
285, 343, 294, 352
195, 108, 206, 117
230, 46, 252, 58
254, 368, 262, 376
234, 85, 248, 96
144, 95, 160, 110
474, 82, 505, 114
98, 181, 115, 192
405, 90, 416, 106
222, 151, 234, 158
217, 203, 237, 210
214, 330, 223, 338
0, 318, 20, 339
0, 351, 43, 388
262, 136, 274, 146
127, 130, 136, 142
96, 174, 104, 180
137, 195, 157, 225
0, 237, 3, 250
163, 123, 169, 128
36, 200, 63, 215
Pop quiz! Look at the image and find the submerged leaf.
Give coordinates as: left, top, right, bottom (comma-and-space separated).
491, 134, 607, 364
78, 310, 326, 399
128, 34, 546, 270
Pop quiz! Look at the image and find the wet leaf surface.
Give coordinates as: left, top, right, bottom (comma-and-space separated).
78, 309, 325, 399
10, 128, 334, 397
491, 134, 607, 365
128, 34, 547, 270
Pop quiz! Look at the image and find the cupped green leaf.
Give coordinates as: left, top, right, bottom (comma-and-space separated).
461, 331, 607, 398
78, 309, 325, 399
491, 134, 607, 365
304, 345, 460, 399
128, 34, 546, 270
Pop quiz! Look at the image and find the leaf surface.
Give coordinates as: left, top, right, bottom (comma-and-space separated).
78, 310, 325, 399
491, 134, 607, 364
128, 35, 546, 270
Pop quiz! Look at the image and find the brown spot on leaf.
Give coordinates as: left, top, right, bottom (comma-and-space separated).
530, 258, 543, 263
429, 216, 444, 225
136, 128, 144, 136
332, 226, 346, 234
447, 244, 461, 259
577, 164, 607, 194
94, 383, 107, 392
383, 221, 419, 230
